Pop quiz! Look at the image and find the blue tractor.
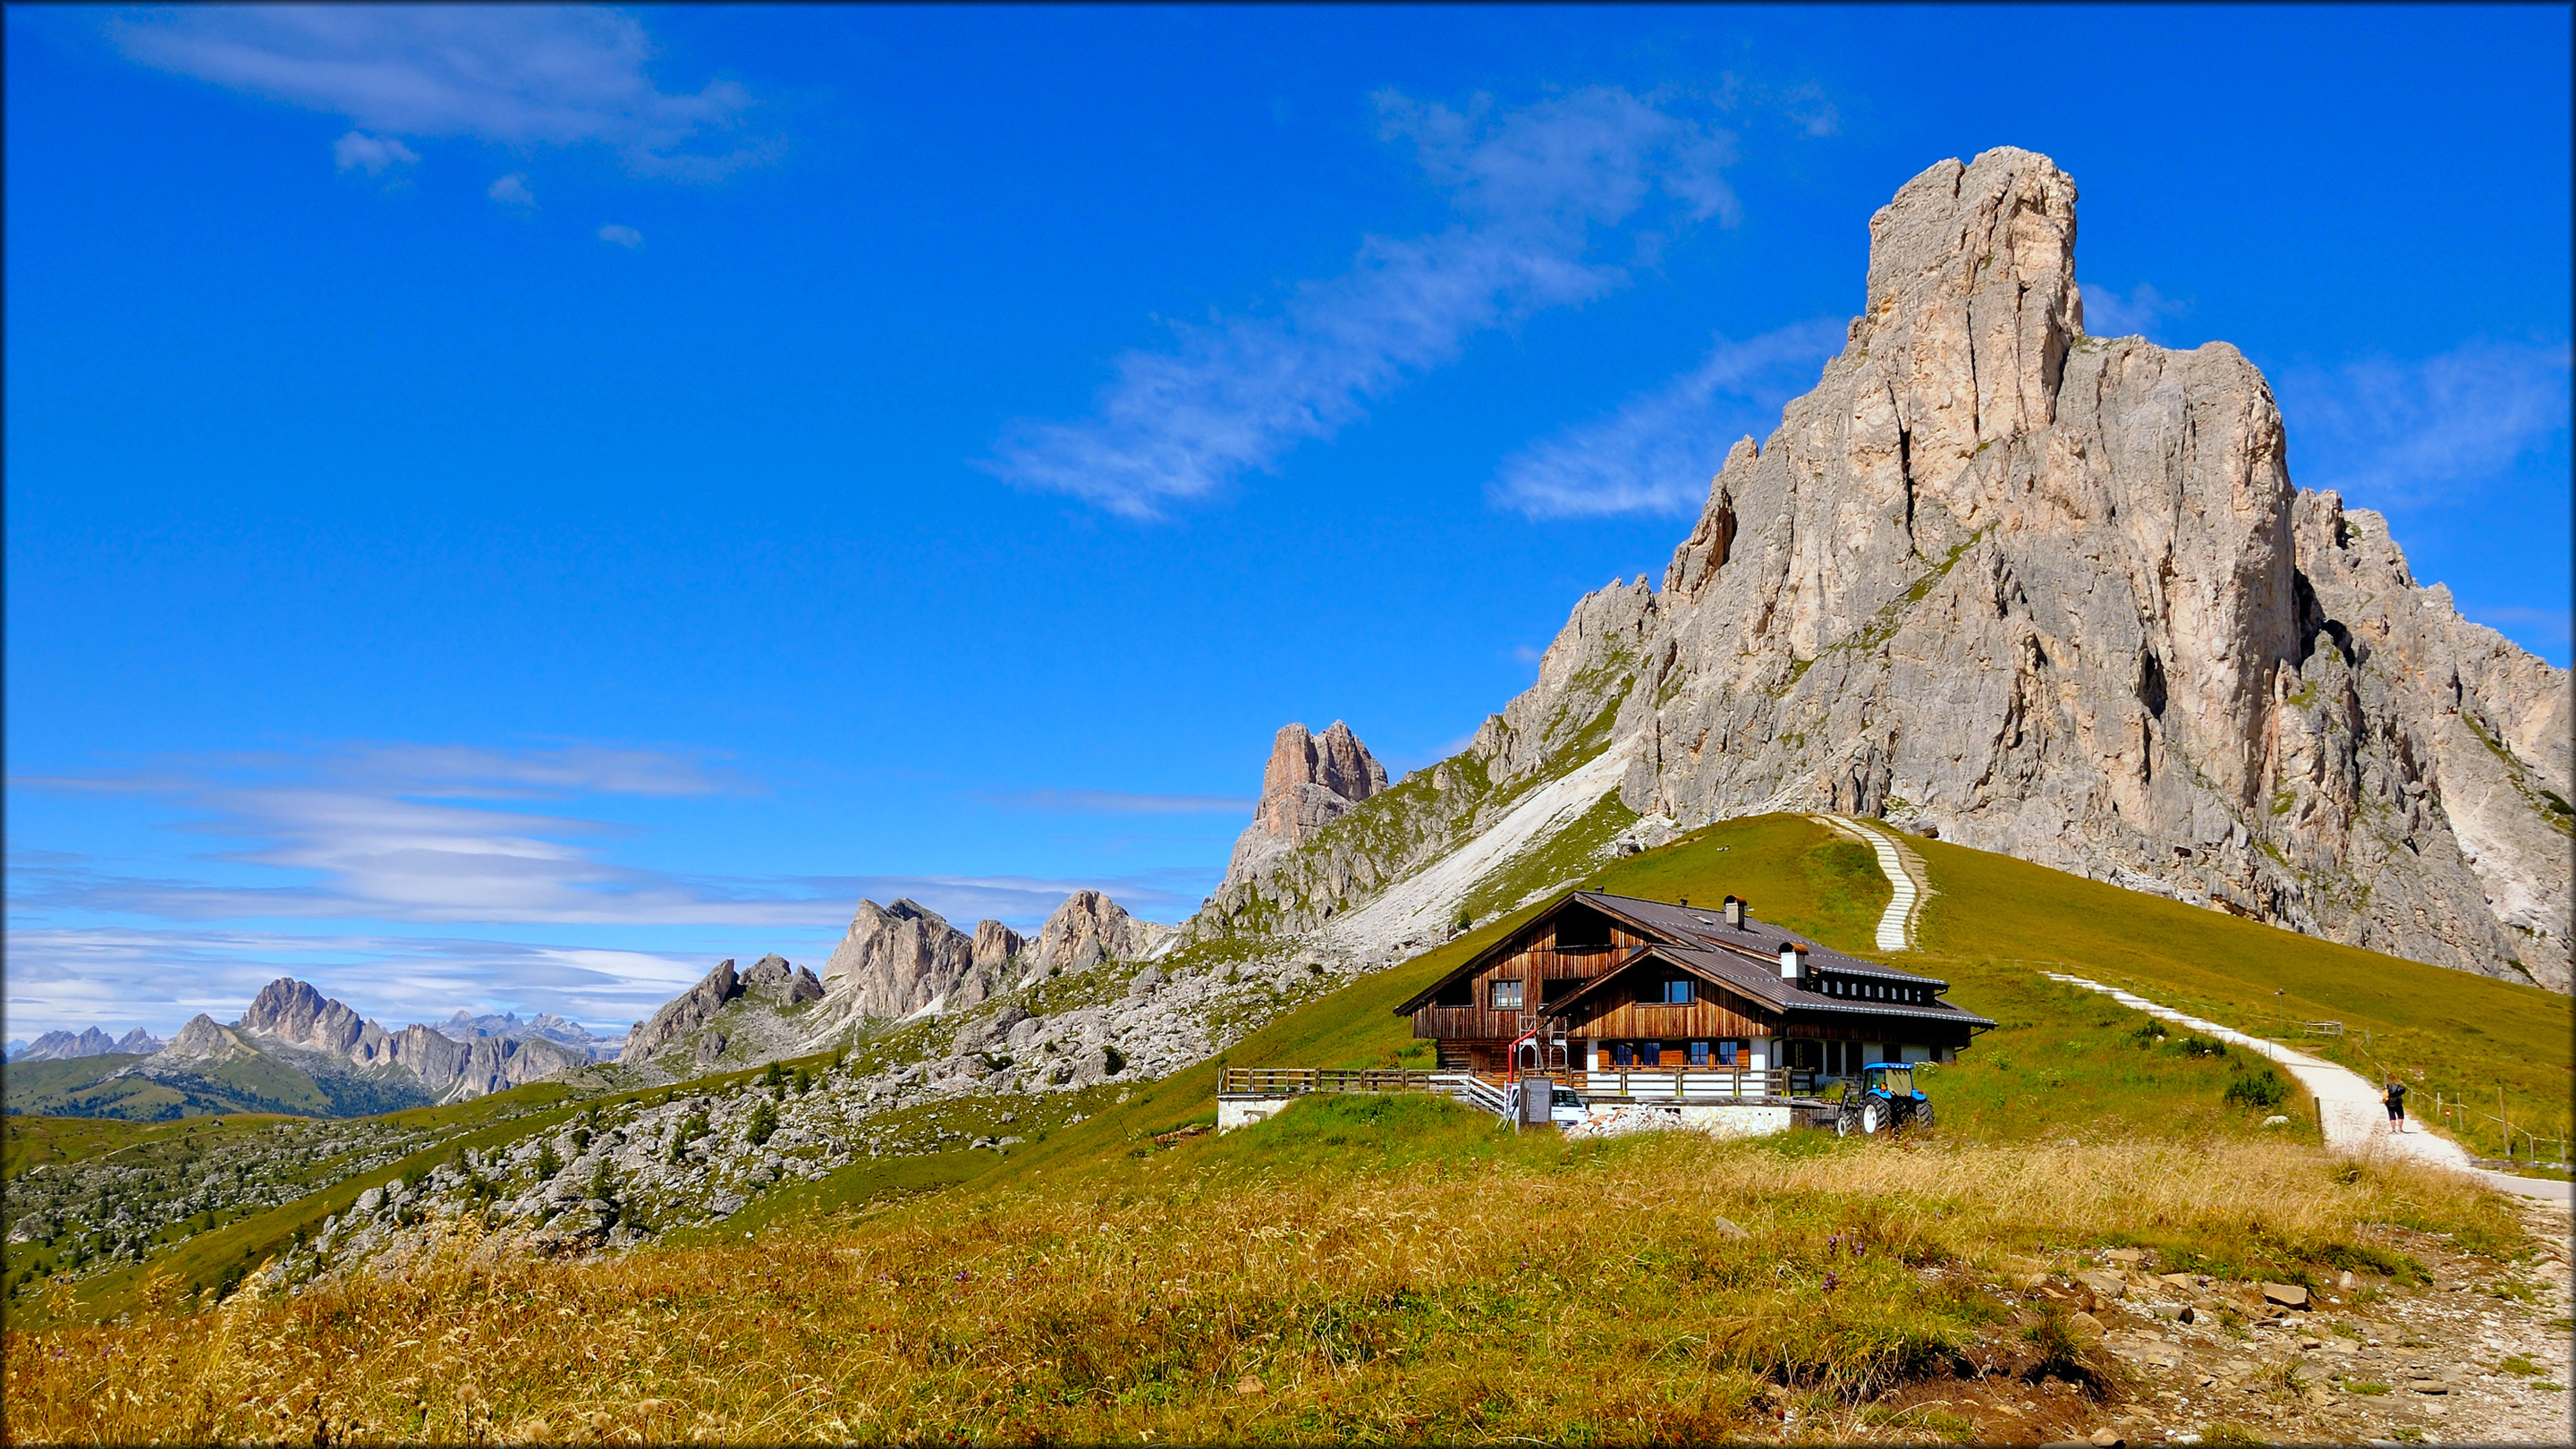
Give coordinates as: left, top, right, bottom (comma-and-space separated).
1832, 1062, 1934, 1136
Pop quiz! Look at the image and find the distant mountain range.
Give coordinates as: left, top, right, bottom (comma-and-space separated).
5, 1027, 165, 1062
4, 980, 611, 1121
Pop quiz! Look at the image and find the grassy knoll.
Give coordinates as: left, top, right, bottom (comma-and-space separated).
2, 1112, 301, 1175
3, 1093, 2521, 1445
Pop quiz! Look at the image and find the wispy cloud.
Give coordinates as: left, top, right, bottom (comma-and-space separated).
2273, 339, 2572, 510
332, 128, 416, 175
1489, 320, 1843, 519
974, 788, 1254, 816
110, 6, 775, 180
8, 741, 818, 928
487, 172, 536, 208
597, 223, 642, 249
1, 925, 709, 1039
2080, 281, 2188, 340
981, 86, 1747, 520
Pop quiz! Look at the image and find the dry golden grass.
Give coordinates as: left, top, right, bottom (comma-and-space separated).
4, 1097, 2524, 1445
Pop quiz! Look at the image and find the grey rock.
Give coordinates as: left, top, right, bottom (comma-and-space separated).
1219, 721, 1391, 886
820, 900, 987, 1020
1021, 891, 1167, 979
1183, 145, 2572, 991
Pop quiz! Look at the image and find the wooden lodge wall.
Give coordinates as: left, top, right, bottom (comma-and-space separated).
1410, 902, 1976, 1067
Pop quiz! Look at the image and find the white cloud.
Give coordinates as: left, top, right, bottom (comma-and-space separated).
1489, 319, 1844, 519
2080, 281, 2188, 339
980, 86, 1747, 520
331, 128, 417, 174
112, 6, 774, 179
0, 925, 709, 1041
2272, 339, 2572, 509
487, 172, 536, 208
597, 223, 642, 249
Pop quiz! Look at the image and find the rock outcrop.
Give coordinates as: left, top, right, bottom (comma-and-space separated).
624, 954, 825, 1066
1223, 723, 1390, 884
819, 900, 987, 1021
1020, 890, 1168, 980
972, 919, 1025, 973
1402, 147, 2569, 988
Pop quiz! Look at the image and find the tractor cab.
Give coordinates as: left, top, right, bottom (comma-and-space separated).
1834, 1062, 1935, 1136
1860, 1063, 1922, 1100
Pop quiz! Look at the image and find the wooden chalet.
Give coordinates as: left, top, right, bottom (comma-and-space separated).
1394, 890, 1995, 1103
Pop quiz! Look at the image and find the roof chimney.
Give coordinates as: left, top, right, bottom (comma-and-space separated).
1724, 896, 1744, 930
1778, 942, 1804, 981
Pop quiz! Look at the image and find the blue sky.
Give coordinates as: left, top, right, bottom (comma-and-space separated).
7, 4, 2569, 1042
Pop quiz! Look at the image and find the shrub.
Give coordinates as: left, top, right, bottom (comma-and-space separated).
2224, 1065, 2290, 1111
745, 1101, 778, 1148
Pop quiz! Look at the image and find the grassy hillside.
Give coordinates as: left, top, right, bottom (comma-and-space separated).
12, 811, 2557, 1335
1909, 834, 2575, 1156
4, 1092, 2523, 1445
2, 1113, 301, 1175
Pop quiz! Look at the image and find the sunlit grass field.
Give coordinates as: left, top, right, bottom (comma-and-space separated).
4, 1092, 2520, 1445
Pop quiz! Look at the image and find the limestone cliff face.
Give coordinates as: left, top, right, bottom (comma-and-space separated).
1181, 148, 2569, 990
625, 954, 826, 1066
1486, 147, 2567, 988
1019, 890, 1167, 980
818, 899, 995, 1021
1224, 723, 1390, 881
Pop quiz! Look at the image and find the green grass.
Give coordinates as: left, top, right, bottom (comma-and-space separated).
2, 1112, 302, 1175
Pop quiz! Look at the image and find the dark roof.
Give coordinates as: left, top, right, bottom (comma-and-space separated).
1394, 888, 1996, 1031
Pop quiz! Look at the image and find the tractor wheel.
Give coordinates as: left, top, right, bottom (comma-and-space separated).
1859, 1100, 1884, 1135
1832, 1109, 1857, 1138
1911, 1100, 1936, 1134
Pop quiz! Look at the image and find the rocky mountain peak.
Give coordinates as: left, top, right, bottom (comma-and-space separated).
1223, 721, 1391, 886
7, 1025, 165, 1062
1180, 146, 2570, 991
819, 899, 984, 1021
160, 1013, 250, 1064
238, 978, 372, 1055
1021, 890, 1167, 981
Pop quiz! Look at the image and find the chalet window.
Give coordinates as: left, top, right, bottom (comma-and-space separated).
1717, 1040, 1740, 1067
1489, 979, 1524, 1011
1640, 1041, 1663, 1066
1556, 910, 1610, 950
1688, 1040, 1710, 1067
1613, 1043, 1634, 1066
1659, 979, 1693, 1005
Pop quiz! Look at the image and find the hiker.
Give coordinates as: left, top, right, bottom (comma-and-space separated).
2384, 1077, 2408, 1134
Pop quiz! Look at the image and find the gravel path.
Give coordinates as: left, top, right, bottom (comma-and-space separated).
2045, 971, 2570, 1203
1810, 814, 1924, 951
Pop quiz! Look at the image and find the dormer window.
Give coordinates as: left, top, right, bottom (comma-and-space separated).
1557, 909, 1610, 951
1659, 979, 1694, 1005
1489, 979, 1524, 1011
